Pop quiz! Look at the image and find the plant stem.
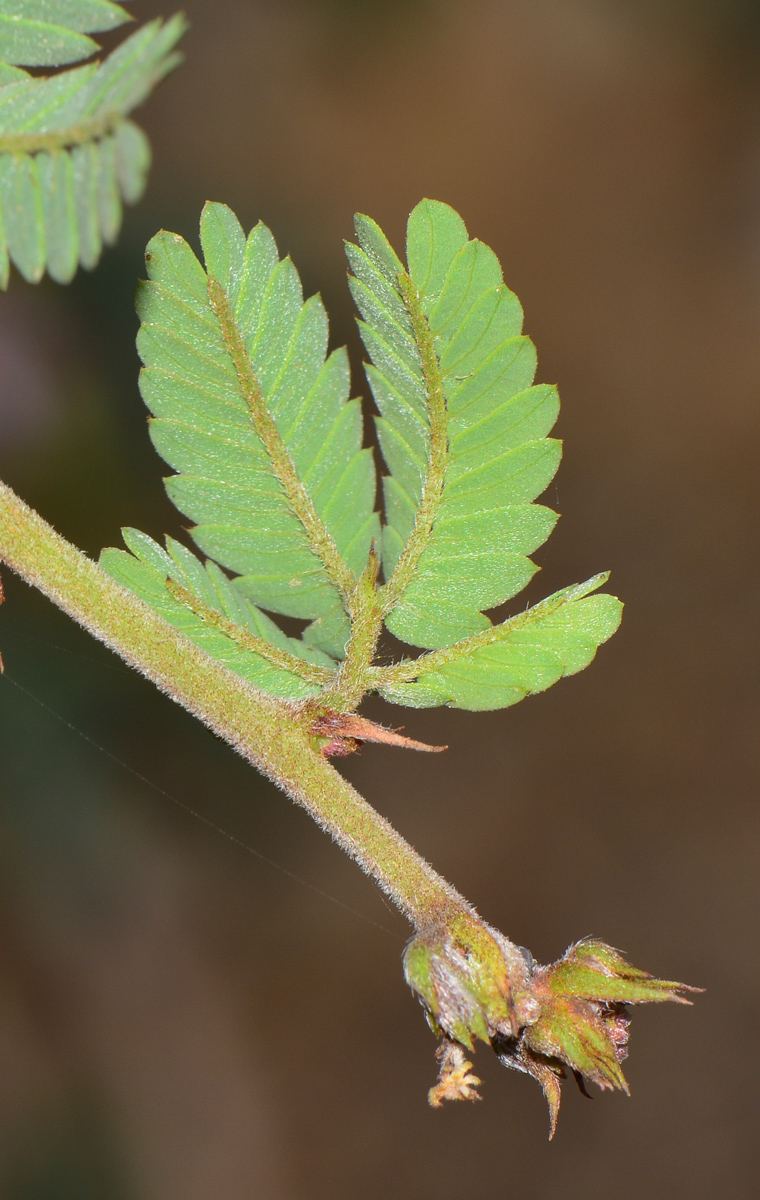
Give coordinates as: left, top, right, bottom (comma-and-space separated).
0, 479, 470, 928
324, 548, 384, 710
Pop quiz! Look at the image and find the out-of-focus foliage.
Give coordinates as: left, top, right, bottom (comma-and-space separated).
0, 3, 185, 286
0, 0, 133, 69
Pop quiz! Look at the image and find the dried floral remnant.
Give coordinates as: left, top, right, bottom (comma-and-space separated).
428, 1039, 482, 1107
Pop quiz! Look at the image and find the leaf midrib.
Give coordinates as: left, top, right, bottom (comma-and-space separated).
378, 269, 450, 616
207, 277, 358, 608
372, 575, 609, 687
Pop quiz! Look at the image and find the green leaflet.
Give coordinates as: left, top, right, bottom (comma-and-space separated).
0, 63, 29, 84
0, 0, 131, 68
348, 198, 561, 651
0, 13, 184, 285
135, 201, 380, 660
100, 530, 335, 701
377, 576, 623, 711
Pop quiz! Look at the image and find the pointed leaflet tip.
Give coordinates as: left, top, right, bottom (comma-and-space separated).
352, 213, 404, 286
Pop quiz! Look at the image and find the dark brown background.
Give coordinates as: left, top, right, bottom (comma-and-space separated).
1, 1, 759, 1196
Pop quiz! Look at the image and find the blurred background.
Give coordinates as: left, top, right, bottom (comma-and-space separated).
1, 0, 759, 1195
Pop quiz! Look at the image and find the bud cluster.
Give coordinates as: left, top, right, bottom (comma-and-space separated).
404, 925, 699, 1136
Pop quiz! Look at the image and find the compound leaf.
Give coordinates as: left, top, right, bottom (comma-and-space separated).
127, 200, 379, 662
345, 198, 623, 710
103, 196, 621, 712
0, 10, 184, 285
377, 575, 622, 710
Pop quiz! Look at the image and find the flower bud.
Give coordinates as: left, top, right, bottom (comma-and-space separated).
407, 925, 700, 1136
499, 939, 700, 1135
403, 916, 534, 1051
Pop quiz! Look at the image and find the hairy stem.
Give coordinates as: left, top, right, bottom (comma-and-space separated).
379, 271, 449, 614
208, 279, 358, 607
323, 547, 384, 710
0, 479, 471, 928
0, 480, 696, 1125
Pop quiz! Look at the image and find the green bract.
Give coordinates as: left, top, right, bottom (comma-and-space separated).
0, 1, 185, 285
102, 199, 623, 714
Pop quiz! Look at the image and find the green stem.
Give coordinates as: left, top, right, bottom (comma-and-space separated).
165, 577, 336, 688
207, 279, 358, 608
378, 271, 449, 615
0, 479, 470, 929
